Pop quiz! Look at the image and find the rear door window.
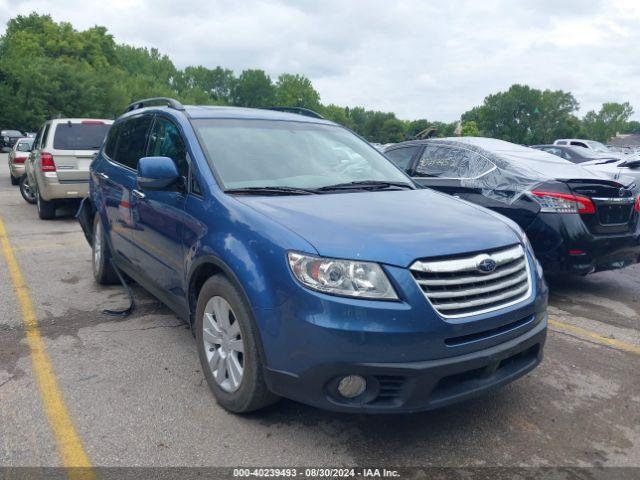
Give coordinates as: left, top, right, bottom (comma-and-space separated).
41, 124, 51, 149
147, 117, 188, 178
53, 122, 111, 150
416, 145, 494, 179
385, 146, 419, 171
112, 116, 153, 170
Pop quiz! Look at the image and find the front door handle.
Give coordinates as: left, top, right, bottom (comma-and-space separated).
132, 189, 146, 199
96, 172, 109, 180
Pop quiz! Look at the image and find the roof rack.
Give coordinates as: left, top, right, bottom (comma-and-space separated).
124, 97, 185, 114
265, 106, 324, 119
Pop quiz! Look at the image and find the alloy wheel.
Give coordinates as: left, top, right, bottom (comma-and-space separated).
202, 296, 244, 392
22, 178, 35, 201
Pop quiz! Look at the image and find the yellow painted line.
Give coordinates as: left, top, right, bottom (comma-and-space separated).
549, 318, 640, 356
0, 218, 95, 479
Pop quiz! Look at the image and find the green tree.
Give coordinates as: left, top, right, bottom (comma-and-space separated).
273, 73, 321, 110
461, 84, 580, 144
460, 120, 479, 136
231, 69, 275, 108
178, 65, 235, 103
321, 104, 354, 129
380, 118, 406, 143
582, 102, 634, 142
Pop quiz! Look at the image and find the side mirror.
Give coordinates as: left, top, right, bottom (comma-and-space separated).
137, 156, 180, 190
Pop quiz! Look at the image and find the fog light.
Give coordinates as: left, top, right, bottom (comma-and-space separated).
337, 375, 366, 398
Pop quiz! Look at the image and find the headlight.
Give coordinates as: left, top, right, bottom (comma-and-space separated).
287, 252, 398, 300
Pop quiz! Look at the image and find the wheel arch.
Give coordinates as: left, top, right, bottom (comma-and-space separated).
187, 254, 269, 364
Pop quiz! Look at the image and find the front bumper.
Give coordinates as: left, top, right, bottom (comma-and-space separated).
256, 253, 548, 413
264, 317, 546, 413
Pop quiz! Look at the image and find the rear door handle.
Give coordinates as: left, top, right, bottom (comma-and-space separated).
96, 172, 109, 180
132, 189, 146, 199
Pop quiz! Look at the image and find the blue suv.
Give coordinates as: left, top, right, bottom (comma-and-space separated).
78, 98, 548, 413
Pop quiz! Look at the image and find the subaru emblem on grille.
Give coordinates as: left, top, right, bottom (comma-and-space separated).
476, 255, 497, 274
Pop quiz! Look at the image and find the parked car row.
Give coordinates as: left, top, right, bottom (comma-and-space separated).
5, 99, 637, 416
7, 119, 113, 218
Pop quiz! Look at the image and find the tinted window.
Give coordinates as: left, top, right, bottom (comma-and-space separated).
112, 116, 153, 170
41, 124, 51, 149
32, 128, 42, 149
385, 146, 419, 171
147, 117, 188, 178
103, 122, 121, 159
416, 145, 493, 178
570, 141, 587, 148
53, 122, 111, 150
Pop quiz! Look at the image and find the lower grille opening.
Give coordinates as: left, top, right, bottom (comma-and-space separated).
368, 375, 406, 406
445, 315, 534, 347
430, 344, 540, 402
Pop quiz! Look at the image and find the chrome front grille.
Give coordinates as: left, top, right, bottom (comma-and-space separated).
410, 244, 531, 318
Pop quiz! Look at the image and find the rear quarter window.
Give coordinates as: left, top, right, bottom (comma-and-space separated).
53, 122, 111, 150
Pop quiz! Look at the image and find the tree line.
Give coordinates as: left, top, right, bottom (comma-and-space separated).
0, 13, 637, 145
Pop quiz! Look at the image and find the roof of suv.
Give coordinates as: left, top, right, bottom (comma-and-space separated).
122, 105, 336, 125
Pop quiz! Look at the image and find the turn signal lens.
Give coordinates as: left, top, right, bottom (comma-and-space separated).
40, 152, 56, 172
530, 190, 595, 214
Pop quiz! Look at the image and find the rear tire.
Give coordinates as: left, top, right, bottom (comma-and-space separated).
19, 175, 36, 204
10, 175, 19, 186
92, 214, 119, 285
36, 190, 56, 220
196, 275, 279, 413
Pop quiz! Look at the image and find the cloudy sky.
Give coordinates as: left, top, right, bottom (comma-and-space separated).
1, 0, 639, 121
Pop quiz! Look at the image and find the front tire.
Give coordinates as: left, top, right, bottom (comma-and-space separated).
36, 190, 56, 219
92, 214, 119, 285
196, 275, 279, 413
19, 175, 36, 204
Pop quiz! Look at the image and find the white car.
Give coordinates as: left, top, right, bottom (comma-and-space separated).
580, 157, 640, 186
8, 137, 34, 185
553, 138, 620, 155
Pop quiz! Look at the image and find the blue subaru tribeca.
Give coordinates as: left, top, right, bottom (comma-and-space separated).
78, 98, 548, 413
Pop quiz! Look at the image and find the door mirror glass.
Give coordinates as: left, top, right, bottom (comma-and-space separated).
137, 156, 180, 190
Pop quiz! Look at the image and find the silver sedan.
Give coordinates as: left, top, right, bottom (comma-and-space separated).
8, 137, 34, 186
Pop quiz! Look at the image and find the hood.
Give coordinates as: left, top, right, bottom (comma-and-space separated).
236, 189, 520, 267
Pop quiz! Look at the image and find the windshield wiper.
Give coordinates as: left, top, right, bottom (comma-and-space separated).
593, 159, 620, 165
316, 180, 414, 192
224, 186, 318, 196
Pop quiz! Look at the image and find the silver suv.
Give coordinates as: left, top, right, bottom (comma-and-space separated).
26, 118, 112, 219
